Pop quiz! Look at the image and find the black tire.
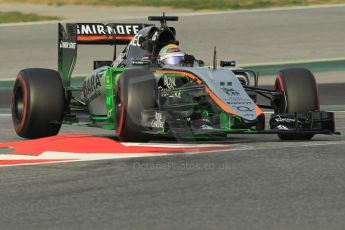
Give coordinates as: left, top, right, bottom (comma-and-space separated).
115, 69, 157, 142
274, 68, 319, 140
12, 68, 65, 139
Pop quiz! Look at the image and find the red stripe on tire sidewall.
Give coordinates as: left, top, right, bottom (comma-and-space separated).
15, 75, 28, 133
275, 74, 285, 92
116, 77, 124, 136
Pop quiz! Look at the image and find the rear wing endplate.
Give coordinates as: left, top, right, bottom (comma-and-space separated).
58, 23, 152, 87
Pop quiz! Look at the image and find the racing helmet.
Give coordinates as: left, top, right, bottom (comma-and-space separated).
158, 44, 185, 66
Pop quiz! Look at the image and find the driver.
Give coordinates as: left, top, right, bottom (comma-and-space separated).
158, 44, 185, 66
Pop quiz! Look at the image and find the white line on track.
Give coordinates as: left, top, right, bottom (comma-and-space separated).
0, 4, 345, 27
0, 153, 162, 168
0, 151, 167, 160
0, 20, 60, 27
122, 142, 232, 148
0, 140, 344, 168
0, 144, 249, 167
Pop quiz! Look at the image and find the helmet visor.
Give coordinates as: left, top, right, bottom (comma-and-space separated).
162, 56, 184, 65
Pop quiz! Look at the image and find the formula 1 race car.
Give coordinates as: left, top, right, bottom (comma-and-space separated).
12, 14, 338, 141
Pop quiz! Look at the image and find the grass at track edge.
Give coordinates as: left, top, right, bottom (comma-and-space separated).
2, 0, 345, 10
0, 11, 61, 23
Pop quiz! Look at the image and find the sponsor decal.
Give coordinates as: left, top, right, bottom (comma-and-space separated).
77, 24, 142, 36
151, 31, 159, 41
59, 41, 76, 49
164, 76, 176, 89
236, 106, 254, 112
151, 112, 165, 128
159, 75, 181, 98
243, 113, 255, 117
83, 71, 103, 100
270, 115, 299, 130
221, 88, 240, 96
227, 101, 252, 105
219, 81, 232, 86
130, 33, 143, 47
274, 116, 296, 123
218, 82, 250, 105
276, 125, 289, 130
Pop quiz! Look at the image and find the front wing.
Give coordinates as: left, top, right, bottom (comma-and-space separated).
141, 110, 339, 136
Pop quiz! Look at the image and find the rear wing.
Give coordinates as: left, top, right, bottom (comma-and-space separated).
58, 23, 152, 87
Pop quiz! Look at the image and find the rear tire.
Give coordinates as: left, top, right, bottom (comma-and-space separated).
274, 68, 319, 140
12, 68, 65, 139
115, 69, 157, 142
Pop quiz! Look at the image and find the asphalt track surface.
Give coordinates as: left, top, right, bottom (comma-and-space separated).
0, 114, 344, 230
0, 5, 345, 230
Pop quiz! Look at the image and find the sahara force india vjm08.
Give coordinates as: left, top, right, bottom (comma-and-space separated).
11, 15, 339, 142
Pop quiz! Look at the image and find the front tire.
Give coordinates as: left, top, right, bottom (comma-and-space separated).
12, 68, 65, 139
275, 68, 319, 140
115, 69, 157, 142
